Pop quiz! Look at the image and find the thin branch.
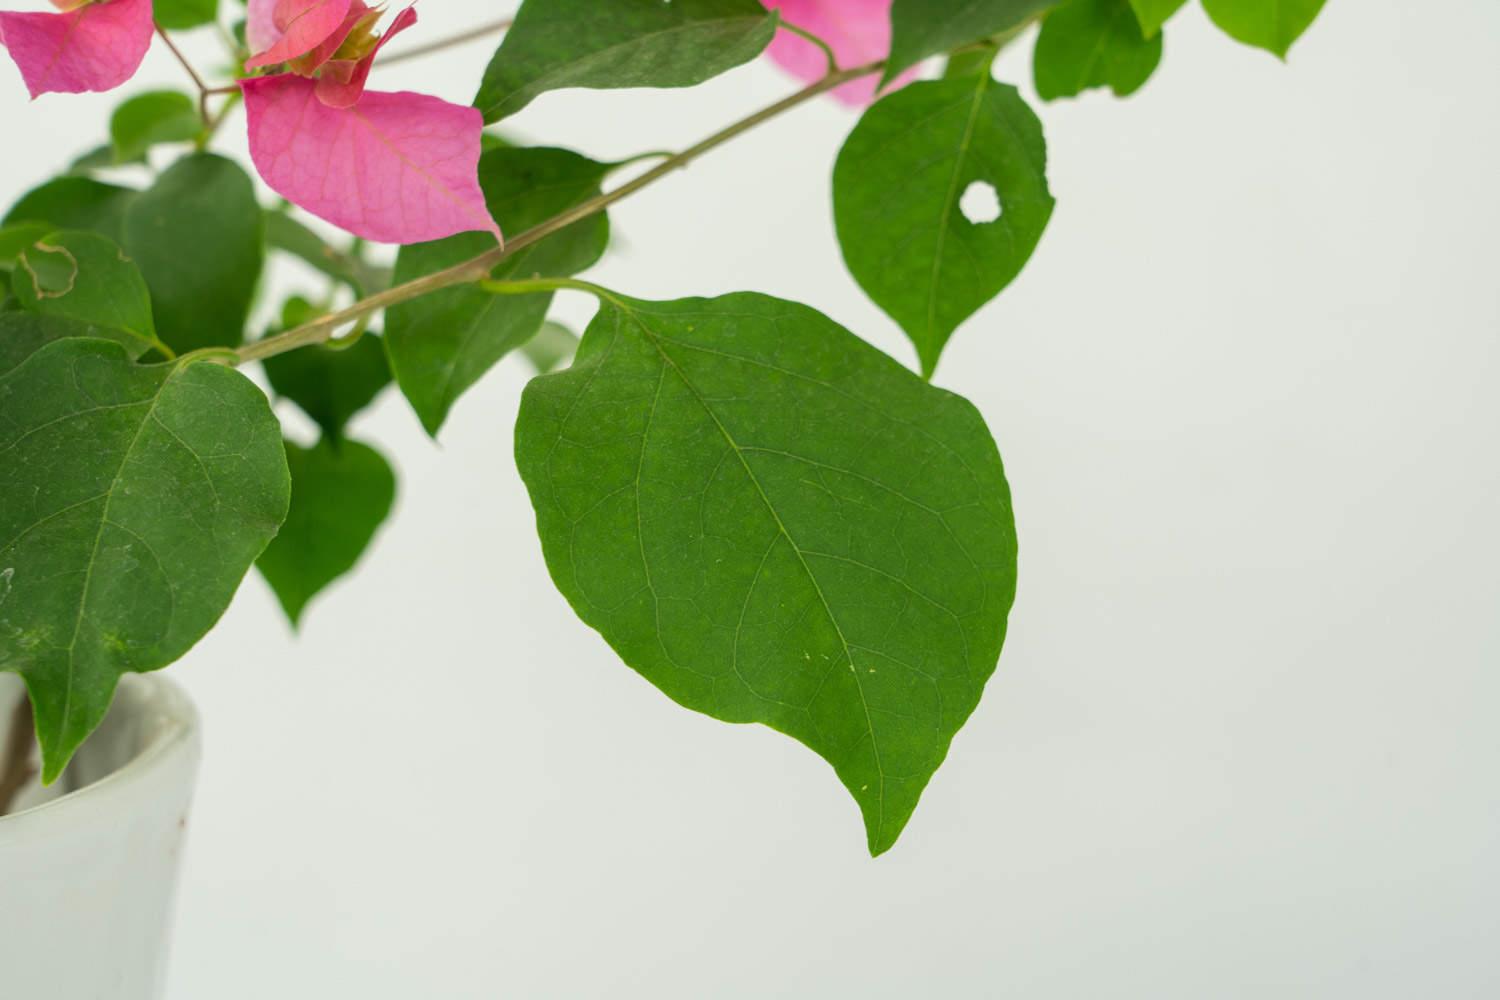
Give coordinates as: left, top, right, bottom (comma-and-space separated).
377, 17, 514, 68
155, 25, 214, 122
236, 58, 886, 366
778, 21, 839, 75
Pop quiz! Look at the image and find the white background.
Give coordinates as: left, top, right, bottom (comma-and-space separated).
4, 1, 1498, 996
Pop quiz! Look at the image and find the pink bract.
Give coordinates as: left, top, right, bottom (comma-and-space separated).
762, 0, 916, 106
241, 74, 498, 246
315, 4, 416, 109
0, 0, 153, 98
246, 0, 353, 69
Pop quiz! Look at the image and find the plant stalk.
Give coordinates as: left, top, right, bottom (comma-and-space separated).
235, 57, 886, 366
0, 695, 36, 816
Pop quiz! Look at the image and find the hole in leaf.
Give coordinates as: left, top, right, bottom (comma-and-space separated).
19, 243, 77, 299
960, 181, 1002, 225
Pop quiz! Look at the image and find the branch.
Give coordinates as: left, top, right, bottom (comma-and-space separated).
236, 57, 886, 366
155, 26, 214, 123
0, 696, 36, 816
377, 17, 514, 68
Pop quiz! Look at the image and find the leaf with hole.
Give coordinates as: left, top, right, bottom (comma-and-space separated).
474, 0, 778, 122
122, 153, 264, 354
12, 231, 165, 358
1034, 0, 1162, 101
515, 290, 1017, 855
1202, 0, 1326, 58
0, 337, 290, 781
884, 0, 1060, 85
386, 146, 610, 435
257, 437, 395, 628
833, 74, 1054, 377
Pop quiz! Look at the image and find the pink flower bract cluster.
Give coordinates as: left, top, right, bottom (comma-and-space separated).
0, 0, 497, 246
241, 1, 498, 245
0, 0, 153, 98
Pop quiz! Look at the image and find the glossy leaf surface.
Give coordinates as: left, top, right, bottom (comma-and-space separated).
515, 290, 1017, 854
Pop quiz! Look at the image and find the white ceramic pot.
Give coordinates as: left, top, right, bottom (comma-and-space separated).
0, 673, 201, 1000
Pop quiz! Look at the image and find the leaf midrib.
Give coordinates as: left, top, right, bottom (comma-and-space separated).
604, 295, 890, 843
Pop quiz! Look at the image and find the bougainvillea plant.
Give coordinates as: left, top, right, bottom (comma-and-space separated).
0, 0, 1327, 854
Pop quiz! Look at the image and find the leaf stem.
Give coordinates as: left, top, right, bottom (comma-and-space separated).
376, 17, 514, 68
155, 25, 215, 125
777, 21, 840, 75
235, 57, 887, 366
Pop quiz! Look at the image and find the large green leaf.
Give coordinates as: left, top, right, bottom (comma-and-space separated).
386, 146, 610, 435
515, 290, 1017, 855
1202, 0, 1326, 57
122, 154, 264, 354
1034, 0, 1163, 100
257, 438, 395, 628
0, 312, 148, 375
833, 75, 1054, 378
1126, 0, 1186, 36
4, 177, 139, 244
109, 91, 202, 164
885, 0, 1060, 84
11, 231, 166, 357
0, 338, 289, 780
474, 0, 777, 122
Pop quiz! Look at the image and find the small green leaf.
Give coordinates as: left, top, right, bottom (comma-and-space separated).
474, 0, 777, 122
0, 312, 150, 375
263, 332, 392, 441
1034, 0, 1163, 101
0, 338, 290, 781
833, 75, 1054, 378
386, 146, 610, 435
153, 0, 218, 31
885, 0, 1060, 85
13, 231, 164, 357
516, 290, 1017, 855
257, 438, 396, 628
1202, 0, 1326, 57
4, 177, 139, 244
123, 154, 264, 354
520, 320, 579, 374
1127, 0, 1187, 36
110, 91, 202, 164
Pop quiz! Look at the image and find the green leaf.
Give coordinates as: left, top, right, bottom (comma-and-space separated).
885, 0, 1060, 85
110, 91, 202, 164
263, 211, 390, 296
1127, 0, 1186, 36
4, 177, 139, 244
1202, 0, 1326, 57
257, 438, 395, 628
833, 75, 1054, 378
263, 332, 392, 440
0, 312, 151, 375
0, 338, 289, 781
474, 0, 777, 122
1034, 0, 1163, 101
153, 0, 218, 30
515, 290, 1017, 855
122, 154, 264, 354
520, 320, 579, 374
0, 223, 52, 271
386, 146, 610, 435
12, 231, 166, 358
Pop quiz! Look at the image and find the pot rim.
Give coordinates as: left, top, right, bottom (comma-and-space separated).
0, 673, 200, 833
